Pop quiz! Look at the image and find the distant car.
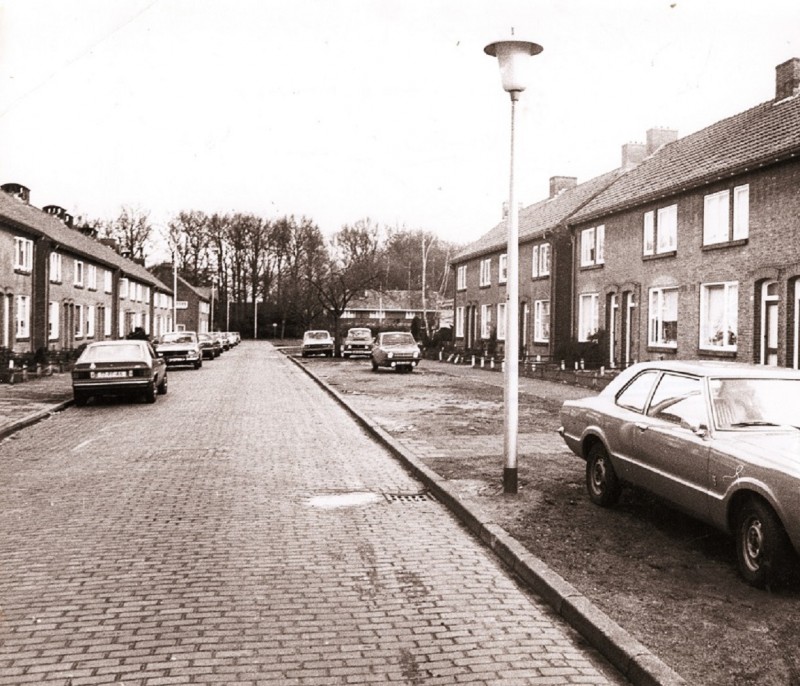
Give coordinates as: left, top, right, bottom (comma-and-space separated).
198, 333, 221, 359
301, 330, 335, 358
211, 331, 229, 351
229, 331, 241, 346
155, 331, 203, 369
370, 331, 420, 372
71, 340, 167, 405
342, 327, 373, 358
558, 360, 800, 587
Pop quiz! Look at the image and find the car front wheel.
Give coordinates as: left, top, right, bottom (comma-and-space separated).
157, 373, 168, 395
371, 359, 378, 372
736, 499, 791, 588
586, 443, 621, 507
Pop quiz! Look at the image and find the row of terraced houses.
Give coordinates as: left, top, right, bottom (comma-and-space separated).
0, 184, 211, 370
452, 58, 800, 370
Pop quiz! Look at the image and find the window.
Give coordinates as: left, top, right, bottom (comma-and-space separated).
86, 305, 95, 338
16, 295, 30, 338
49, 301, 60, 340
74, 261, 84, 287
534, 300, 550, 342
580, 225, 605, 267
120, 278, 129, 299
75, 304, 83, 338
481, 303, 492, 339
50, 253, 63, 283
104, 307, 112, 337
14, 237, 33, 272
578, 293, 600, 342
479, 258, 491, 287
616, 370, 659, 413
643, 204, 677, 255
455, 306, 465, 338
648, 374, 705, 426
87, 264, 97, 290
704, 185, 749, 245
456, 265, 467, 290
497, 302, 506, 340
648, 287, 678, 347
532, 243, 551, 278
104, 269, 113, 294
144, 287, 151, 304
700, 282, 738, 350
498, 254, 508, 284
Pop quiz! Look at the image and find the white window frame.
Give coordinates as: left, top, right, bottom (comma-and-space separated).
14, 237, 33, 273
456, 265, 467, 290
49, 301, 60, 340
74, 304, 84, 339
644, 205, 678, 255
704, 185, 749, 246
533, 299, 550, 343
700, 281, 738, 351
498, 254, 508, 284
86, 305, 96, 338
16, 295, 30, 338
497, 302, 506, 340
87, 263, 97, 290
479, 258, 491, 287
74, 260, 84, 287
580, 226, 605, 267
50, 253, 63, 283
578, 293, 600, 342
455, 306, 465, 338
480, 303, 492, 339
104, 306, 112, 337
648, 287, 678, 348
532, 243, 551, 278
104, 269, 113, 294
120, 278, 129, 299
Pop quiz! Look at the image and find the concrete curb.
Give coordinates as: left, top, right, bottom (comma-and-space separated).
0, 399, 73, 442
291, 356, 687, 686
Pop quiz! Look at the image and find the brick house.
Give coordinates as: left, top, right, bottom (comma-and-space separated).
150, 265, 211, 333
340, 289, 446, 335
450, 169, 624, 359
0, 183, 172, 363
569, 58, 800, 369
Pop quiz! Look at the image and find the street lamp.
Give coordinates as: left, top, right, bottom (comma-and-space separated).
484, 34, 543, 494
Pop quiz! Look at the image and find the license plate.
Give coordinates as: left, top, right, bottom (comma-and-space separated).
94, 371, 127, 378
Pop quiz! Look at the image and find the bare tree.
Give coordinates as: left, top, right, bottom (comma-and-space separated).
104, 206, 153, 262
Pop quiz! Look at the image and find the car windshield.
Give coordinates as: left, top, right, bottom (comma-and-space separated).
305, 331, 330, 340
161, 333, 196, 344
710, 378, 800, 429
348, 329, 372, 340
381, 333, 415, 346
81, 343, 146, 362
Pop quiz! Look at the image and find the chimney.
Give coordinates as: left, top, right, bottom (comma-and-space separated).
43, 205, 75, 228
621, 142, 647, 170
1, 183, 31, 204
99, 238, 119, 253
549, 176, 577, 198
776, 58, 800, 100
646, 128, 678, 155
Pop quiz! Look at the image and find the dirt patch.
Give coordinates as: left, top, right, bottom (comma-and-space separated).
308, 358, 800, 686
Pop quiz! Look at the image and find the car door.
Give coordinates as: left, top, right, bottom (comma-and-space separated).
627, 372, 711, 518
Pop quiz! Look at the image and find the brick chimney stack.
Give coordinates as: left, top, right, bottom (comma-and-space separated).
646, 128, 678, 155
776, 58, 800, 100
1, 183, 30, 204
549, 176, 577, 198
43, 205, 75, 228
621, 142, 647, 170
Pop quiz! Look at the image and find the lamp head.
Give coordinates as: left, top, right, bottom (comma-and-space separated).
484, 39, 543, 94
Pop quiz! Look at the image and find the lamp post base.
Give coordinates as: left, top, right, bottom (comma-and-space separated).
503, 467, 518, 494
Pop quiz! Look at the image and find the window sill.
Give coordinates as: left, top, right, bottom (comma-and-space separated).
647, 345, 677, 354
580, 263, 604, 271
14, 268, 32, 275
702, 238, 748, 252
531, 274, 550, 281
643, 250, 677, 261
698, 348, 737, 358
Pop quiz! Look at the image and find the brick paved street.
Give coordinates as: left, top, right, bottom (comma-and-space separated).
0, 342, 625, 685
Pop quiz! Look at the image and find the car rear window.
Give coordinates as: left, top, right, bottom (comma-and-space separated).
616, 370, 659, 413
381, 333, 415, 346
82, 344, 145, 362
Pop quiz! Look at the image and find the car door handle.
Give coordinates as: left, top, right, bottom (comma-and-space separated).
635, 423, 648, 432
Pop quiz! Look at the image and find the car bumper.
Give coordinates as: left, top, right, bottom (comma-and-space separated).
376, 358, 419, 368
73, 378, 151, 395
161, 352, 201, 365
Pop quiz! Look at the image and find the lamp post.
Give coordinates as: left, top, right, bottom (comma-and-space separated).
484, 34, 542, 494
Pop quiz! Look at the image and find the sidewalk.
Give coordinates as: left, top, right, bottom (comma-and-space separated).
0, 370, 73, 440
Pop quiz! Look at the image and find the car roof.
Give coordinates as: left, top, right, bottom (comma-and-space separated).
628, 359, 800, 378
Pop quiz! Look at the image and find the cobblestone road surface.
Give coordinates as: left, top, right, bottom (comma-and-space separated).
0, 341, 625, 685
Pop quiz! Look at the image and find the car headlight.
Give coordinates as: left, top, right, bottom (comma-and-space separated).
413, 351, 419, 358
388, 352, 394, 359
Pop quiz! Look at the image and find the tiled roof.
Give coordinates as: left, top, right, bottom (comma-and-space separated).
572, 94, 800, 223
0, 192, 171, 291
452, 169, 622, 263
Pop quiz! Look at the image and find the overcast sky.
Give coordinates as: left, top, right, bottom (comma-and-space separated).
1, 0, 799, 256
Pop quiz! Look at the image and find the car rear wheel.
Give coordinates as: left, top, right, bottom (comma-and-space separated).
194, 359, 202, 369
736, 498, 791, 588
586, 443, 621, 507
144, 382, 157, 404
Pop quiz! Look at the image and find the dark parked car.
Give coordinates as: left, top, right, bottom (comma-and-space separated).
370, 331, 420, 372
558, 360, 800, 587
301, 330, 334, 357
155, 331, 203, 369
72, 340, 167, 405
198, 333, 221, 359
342, 327, 373, 358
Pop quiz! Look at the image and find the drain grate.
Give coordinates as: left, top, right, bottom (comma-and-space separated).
383, 491, 436, 503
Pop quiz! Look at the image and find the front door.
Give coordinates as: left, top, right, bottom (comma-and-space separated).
760, 281, 779, 366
